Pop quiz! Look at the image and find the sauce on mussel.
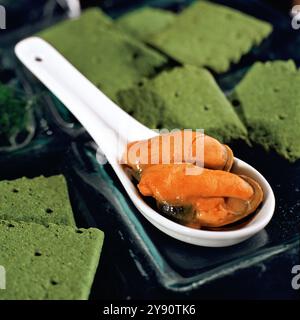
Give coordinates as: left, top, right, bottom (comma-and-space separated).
123, 130, 264, 230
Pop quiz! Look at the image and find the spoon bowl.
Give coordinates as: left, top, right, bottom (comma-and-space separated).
15, 37, 275, 247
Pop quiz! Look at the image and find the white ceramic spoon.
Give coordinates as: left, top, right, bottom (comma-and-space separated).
15, 37, 275, 247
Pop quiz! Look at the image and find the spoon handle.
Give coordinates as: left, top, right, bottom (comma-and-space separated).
15, 37, 153, 161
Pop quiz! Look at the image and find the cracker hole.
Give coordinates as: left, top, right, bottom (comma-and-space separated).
35, 57, 42, 62
156, 122, 163, 130
133, 52, 140, 60
232, 99, 240, 107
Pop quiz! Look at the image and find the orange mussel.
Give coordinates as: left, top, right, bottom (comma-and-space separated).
123, 131, 263, 230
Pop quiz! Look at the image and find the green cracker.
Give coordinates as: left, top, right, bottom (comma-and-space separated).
116, 7, 176, 41
0, 220, 104, 300
39, 8, 167, 101
149, 1, 272, 73
0, 175, 76, 226
118, 65, 247, 142
232, 60, 300, 162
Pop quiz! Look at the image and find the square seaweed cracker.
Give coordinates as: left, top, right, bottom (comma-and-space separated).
0, 220, 104, 300
39, 8, 167, 101
149, 1, 272, 73
232, 60, 300, 162
0, 175, 76, 226
118, 65, 247, 143
116, 7, 176, 41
